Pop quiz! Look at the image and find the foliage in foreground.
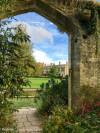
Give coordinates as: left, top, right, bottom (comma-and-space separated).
43, 103, 100, 133
79, 86, 100, 115
0, 98, 13, 129
43, 85, 100, 133
35, 76, 68, 114
0, 20, 32, 130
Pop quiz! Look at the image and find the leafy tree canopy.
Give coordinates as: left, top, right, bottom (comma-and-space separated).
48, 65, 59, 78
0, 20, 35, 129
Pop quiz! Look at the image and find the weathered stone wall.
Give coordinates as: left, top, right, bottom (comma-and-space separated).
69, 10, 100, 109
79, 13, 100, 88
0, 0, 100, 109
80, 33, 100, 88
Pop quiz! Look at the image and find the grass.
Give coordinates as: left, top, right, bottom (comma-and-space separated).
11, 77, 60, 109
11, 98, 36, 109
25, 77, 49, 89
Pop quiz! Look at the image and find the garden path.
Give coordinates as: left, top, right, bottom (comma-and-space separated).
14, 107, 43, 133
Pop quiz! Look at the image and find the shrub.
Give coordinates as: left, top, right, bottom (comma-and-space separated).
0, 98, 13, 129
35, 76, 68, 114
43, 106, 84, 133
0, 20, 30, 129
79, 86, 100, 115
43, 104, 100, 133
48, 65, 60, 78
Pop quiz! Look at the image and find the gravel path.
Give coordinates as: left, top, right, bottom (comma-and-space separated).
14, 108, 43, 133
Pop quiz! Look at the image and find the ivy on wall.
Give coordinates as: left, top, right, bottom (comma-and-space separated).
73, 0, 100, 59
77, 1, 99, 34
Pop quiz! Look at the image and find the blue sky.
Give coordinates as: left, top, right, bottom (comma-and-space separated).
8, 0, 100, 64
10, 12, 68, 64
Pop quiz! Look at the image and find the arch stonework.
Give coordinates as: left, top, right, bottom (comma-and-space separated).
0, 0, 100, 109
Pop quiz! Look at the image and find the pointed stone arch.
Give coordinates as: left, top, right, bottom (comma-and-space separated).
0, 0, 100, 110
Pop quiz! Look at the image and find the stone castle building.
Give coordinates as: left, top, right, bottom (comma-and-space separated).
43, 62, 68, 77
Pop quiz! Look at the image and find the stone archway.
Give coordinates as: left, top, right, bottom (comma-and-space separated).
0, 0, 100, 109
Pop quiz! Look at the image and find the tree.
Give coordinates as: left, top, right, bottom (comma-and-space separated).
0, 20, 32, 129
33, 63, 44, 77
12, 24, 36, 77
48, 65, 59, 78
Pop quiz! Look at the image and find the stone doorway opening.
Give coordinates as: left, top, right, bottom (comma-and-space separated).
7, 11, 69, 106
1, 0, 100, 111
5, 12, 69, 133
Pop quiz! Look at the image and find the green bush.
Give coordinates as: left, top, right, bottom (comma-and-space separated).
0, 98, 13, 129
41, 84, 100, 133
43, 106, 84, 133
0, 20, 30, 129
35, 76, 68, 114
43, 105, 100, 133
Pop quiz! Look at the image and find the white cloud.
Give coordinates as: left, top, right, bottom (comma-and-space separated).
28, 26, 53, 44
10, 21, 53, 44
10, 21, 67, 65
49, 22, 54, 25
33, 49, 67, 65
33, 49, 53, 64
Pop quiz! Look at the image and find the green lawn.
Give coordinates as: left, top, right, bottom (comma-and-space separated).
11, 77, 60, 109
24, 77, 60, 89
25, 77, 50, 89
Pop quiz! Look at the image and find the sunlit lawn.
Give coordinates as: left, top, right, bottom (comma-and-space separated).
11, 77, 60, 109
24, 77, 49, 89
24, 77, 60, 89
